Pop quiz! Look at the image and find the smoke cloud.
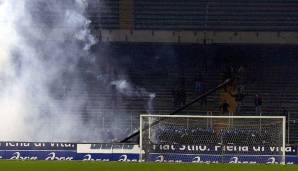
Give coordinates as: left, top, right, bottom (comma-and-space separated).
0, 0, 97, 142
0, 0, 155, 143
111, 80, 156, 114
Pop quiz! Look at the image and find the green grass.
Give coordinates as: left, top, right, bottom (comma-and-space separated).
0, 160, 297, 171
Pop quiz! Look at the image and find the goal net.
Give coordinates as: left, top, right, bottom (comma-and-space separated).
140, 115, 286, 164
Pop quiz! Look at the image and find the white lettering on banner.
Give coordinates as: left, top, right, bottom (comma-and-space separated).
45, 152, 73, 160
152, 144, 296, 153
223, 146, 249, 152
82, 154, 110, 161
50, 143, 74, 148
192, 156, 219, 164
269, 147, 293, 153
253, 146, 265, 152
285, 147, 293, 152
150, 154, 298, 165
10, 152, 38, 160
187, 145, 208, 151
33, 143, 45, 147
199, 146, 207, 151
118, 155, 128, 162
83, 154, 92, 161
265, 157, 294, 165
2, 142, 75, 148
270, 147, 280, 152
155, 155, 182, 163
229, 157, 256, 164
266, 157, 279, 164
6, 142, 30, 147
187, 146, 193, 151
118, 155, 138, 162
154, 145, 208, 152
163, 145, 169, 151
179, 145, 185, 151
153, 144, 176, 151
155, 155, 164, 162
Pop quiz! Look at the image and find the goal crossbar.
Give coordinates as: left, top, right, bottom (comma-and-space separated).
140, 114, 286, 119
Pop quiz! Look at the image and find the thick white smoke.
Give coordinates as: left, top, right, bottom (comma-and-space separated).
0, 0, 155, 143
111, 80, 156, 114
0, 0, 97, 142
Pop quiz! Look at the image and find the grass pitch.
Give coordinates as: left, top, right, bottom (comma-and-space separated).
0, 160, 297, 171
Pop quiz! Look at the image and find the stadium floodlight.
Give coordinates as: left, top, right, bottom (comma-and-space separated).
140, 115, 286, 164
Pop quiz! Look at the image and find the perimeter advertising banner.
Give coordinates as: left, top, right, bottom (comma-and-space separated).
148, 153, 298, 164
0, 142, 76, 151
0, 142, 297, 164
147, 144, 298, 164
0, 142, 139, 161
0, 151, 139, 161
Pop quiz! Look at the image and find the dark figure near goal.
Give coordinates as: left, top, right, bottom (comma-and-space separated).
172, 86, 186, 108
255, 94, 262, 115
194, 74, 207, 107
220, 100, 229, 114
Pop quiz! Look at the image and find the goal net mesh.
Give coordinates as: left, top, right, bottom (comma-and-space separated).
140, 115, 285, 164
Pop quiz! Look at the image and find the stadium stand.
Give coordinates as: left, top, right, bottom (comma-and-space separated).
134, 0, 298, 31
88, 0, 298, 31
55, 0, 298, 144
73, 43, 298, 143
87, 0, 119, 29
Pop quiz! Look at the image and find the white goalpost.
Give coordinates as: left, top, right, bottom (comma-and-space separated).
140, 115, 286, 164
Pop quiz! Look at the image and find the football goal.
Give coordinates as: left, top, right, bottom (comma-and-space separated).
140, 115, 286, 164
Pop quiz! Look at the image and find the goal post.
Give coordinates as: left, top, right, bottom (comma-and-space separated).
140, 115, 286, 164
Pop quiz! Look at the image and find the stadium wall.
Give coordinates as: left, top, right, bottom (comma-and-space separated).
97, 30, 298, 44
0, 142, 298, 164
